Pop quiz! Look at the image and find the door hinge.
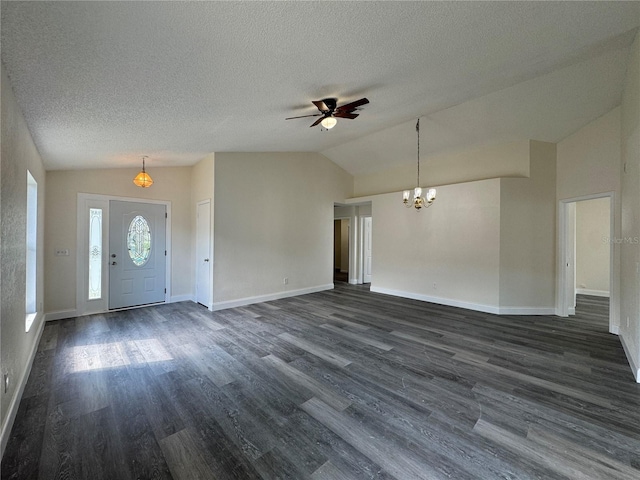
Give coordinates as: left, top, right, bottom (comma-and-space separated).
164, 288, 166, 294
165, 250, 167, 256
165, 212, 167, 219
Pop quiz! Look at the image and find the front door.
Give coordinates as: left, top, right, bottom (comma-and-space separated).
109, 201, 166, 309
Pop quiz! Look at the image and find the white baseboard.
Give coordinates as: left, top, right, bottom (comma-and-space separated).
348, 279, 359, 285
1, 313, 45, 459
576, 288, 610, 298
370, 286, 501, 315
610, 324, 620, 335
170, 294, 195, 303
498, 306, 557, 315
212, 284, 333, 311
568, 307, 576, 315
370, 286, 555, 316
44, 309, 77, 321
619, 333, 640, 383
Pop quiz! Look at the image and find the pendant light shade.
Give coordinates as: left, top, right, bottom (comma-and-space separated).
133, 156, 153, 188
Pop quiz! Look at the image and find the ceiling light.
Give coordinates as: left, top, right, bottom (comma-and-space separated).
402, 119, 436, 210
133, 155, 153, 188
321, 116, 337, 129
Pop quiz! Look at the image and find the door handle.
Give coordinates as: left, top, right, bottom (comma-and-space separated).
111, 261, 117, 266
111, 254, 117, 258
204, 258, 209, 262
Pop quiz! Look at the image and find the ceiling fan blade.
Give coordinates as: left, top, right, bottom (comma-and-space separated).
336, 97, 369, 112
334, 112, 358, 119
310, 117, 324, 127
285, 113, 322, 120
312, 100, 329, 112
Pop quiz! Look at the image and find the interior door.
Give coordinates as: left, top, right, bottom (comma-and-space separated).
196, 200, 212, 307
363, 216, 372, 283
109, 201, 166, 309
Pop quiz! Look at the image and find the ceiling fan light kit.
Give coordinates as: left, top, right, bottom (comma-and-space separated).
285, 97, 369, 129
403, 119, 436, 210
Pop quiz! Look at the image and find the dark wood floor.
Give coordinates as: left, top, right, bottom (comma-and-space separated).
2, 287, 639, 479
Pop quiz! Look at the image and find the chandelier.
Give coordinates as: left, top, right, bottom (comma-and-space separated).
402, 119, 436, 210
133, 155, 153, 188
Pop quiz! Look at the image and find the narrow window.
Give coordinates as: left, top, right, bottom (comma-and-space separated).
88, 208, 103, 300
25, 171, 37, 332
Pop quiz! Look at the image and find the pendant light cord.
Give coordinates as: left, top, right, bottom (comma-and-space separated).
416, 119, 420, 187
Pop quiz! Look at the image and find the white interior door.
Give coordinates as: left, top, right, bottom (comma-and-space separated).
109, 201, 166, 309
196, 200, 212, 307
363, 216, 372, 283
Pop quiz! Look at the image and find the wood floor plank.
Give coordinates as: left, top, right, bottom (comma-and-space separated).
159, 428, 215, 480
3, 288, 639, 480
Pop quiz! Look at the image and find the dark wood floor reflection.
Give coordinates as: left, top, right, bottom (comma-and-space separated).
2, 287, 639, 479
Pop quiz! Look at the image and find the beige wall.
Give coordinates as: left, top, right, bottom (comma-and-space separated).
499, 141, 557, 310
576, 198, 610, 294
213, 152, 353, 307
1, 65, 47, 453
557, 108, 621, 200
620, 32, 640, 380
370, 180, 502, 311
354, 139, 530, 197
368, 141, 557, 313
44, 167, 193, 314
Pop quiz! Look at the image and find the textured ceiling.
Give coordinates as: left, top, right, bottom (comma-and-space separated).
1, 1, 639, 174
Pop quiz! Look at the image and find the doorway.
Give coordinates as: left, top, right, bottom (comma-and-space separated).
76, 193, 171, 316
362, 216, 372, 284
334, 218, 350, 283
558, 193, 614, 332
196, 200, 212, 308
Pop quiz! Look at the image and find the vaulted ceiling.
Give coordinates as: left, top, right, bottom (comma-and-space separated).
1, 1, 638, 175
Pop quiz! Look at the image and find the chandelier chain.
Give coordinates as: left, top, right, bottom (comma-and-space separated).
416, 119, 420, 187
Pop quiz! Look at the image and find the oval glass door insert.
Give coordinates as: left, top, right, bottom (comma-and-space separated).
127, 215, 151, 266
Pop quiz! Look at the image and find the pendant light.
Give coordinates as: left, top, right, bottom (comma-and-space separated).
402, 119, 436, 210
133, 155, 153, 188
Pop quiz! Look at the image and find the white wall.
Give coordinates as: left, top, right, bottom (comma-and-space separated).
44, 167, 193, 314
370, 180, 502, 312
1, 65, 47, 456
620, 32, 640, 381
499, 141, 557, 311
575, 198, 610, 295
213, 152, 353, 308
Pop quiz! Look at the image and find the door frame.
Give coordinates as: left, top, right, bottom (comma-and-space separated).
196, 199, 213, 310
557, 192, 615, 333
76, 193, 172, 316
360, 215, 372, 284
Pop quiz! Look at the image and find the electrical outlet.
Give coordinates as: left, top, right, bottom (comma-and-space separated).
4, 374, 9, 394
433, 282, 437, 290
283, 277, 289, 285
55, 248, 70, 256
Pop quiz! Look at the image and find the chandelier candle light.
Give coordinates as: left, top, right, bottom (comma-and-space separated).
403, 119, 436, 210
133, 155, 153, 188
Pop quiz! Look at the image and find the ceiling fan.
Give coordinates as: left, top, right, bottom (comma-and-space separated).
285, 97, 369, 128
